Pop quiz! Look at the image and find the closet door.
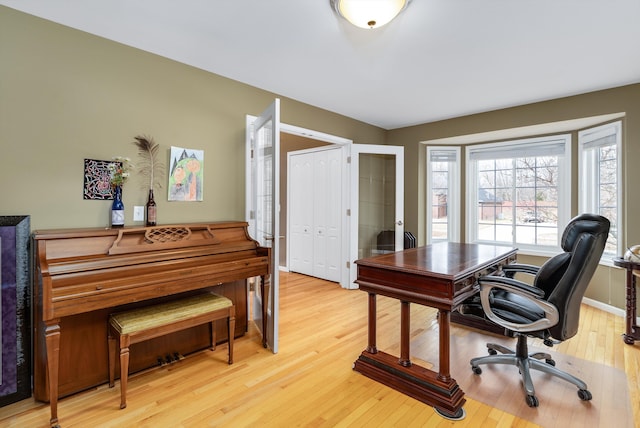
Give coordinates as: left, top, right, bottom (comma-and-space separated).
289, 152, 314, 276
289, 148, 342, 282
313, 149, 341, 282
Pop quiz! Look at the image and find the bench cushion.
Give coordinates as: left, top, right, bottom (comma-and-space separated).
110, 293, 233, 335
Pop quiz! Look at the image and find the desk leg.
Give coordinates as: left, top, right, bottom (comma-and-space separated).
353, 302, 465, 420
399, 301, 411, 367
366, 292, 377, 354
623, 270, 638, 345
260, 274, 269, 348
437, 309, 451, 382
44, 320, 61, 428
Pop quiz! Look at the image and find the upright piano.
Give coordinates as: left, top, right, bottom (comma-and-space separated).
33, 221, 270, 427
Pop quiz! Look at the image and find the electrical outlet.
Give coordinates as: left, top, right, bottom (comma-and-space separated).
133, 206, 145, 222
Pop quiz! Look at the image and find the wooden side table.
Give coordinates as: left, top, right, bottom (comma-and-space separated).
613, 257, 640, 344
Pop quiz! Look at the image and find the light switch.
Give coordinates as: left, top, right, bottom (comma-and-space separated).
133, 206, 145, 222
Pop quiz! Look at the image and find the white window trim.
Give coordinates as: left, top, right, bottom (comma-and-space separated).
578, 120, 622, 266
465, 134, 572, 257
426, 146, 460, 243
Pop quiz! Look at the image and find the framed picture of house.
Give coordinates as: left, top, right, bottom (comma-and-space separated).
168, 147, 204, 202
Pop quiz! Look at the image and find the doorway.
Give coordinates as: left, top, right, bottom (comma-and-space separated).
278, 130, 347, 286
248, 112, 405, 290
288, 146, 342, 283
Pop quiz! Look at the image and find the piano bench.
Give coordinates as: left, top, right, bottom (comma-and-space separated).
107, 292, 235, 409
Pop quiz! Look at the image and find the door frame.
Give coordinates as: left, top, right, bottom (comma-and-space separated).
348, 144, 405, 288
287, 145, 344, 283
246, 116, 353, 288
246, 116, 405, 291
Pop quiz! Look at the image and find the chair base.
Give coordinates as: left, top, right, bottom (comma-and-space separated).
470, 335, 592, 407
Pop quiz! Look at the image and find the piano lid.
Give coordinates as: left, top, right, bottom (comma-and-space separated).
34, 222, 261, 275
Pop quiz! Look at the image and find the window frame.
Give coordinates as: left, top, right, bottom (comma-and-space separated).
426, 146, 461, 243
465, 134, 572, 256
578, 120, 622, 265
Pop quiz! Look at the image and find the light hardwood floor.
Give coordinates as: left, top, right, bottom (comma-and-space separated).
1, 272, 639, 427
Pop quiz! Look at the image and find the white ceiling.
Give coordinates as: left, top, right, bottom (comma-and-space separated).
2, 0, 640, 130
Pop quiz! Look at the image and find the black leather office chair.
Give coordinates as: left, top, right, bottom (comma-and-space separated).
462, 213, 610, 407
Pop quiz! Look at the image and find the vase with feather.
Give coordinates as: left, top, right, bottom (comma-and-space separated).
133, 135, 164, 227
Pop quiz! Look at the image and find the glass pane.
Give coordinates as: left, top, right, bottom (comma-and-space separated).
477, 222, 496, 241
495, 164, 514, 188
359, 153, 396, 258
515, 225, 536, 244
431, 180, 448, 240
495, 224, 512, 243
432, 171, 449, 188
256, 121, 273, 248
599, 144, 617, 256
476, 150, 562, 247
537, 225, 558, 246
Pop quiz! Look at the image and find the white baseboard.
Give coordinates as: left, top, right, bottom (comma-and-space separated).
582, 297, 640, 325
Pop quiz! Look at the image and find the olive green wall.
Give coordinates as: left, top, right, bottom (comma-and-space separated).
0, 7, 385, 231
388, 84, 640, 310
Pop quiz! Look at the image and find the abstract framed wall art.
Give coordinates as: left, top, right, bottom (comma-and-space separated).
83, 158, 116, 200
168, 146, 204, 202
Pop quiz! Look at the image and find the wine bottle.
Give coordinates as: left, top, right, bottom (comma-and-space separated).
146, 189, 157, 226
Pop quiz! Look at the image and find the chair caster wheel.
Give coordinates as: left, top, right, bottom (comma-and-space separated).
578, 389, 592, 401
471, 366, 482, 375
545, 358, 556, 366
526, 395, 539, 407
488, 349, 498, 355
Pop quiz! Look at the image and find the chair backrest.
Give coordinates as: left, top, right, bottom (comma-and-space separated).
533, 213, 610, 340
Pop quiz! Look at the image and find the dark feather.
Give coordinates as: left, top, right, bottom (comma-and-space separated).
133, 135, 165, 190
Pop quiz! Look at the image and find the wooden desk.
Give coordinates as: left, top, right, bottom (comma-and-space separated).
612, 257, 640, 344
353, 242, 517, 419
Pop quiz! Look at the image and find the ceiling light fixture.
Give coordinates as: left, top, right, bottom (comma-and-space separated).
330, 0, 411, 29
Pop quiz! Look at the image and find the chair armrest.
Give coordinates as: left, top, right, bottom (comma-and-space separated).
502, 263, 540, 278
477, 275, 558, 333
477, 275, 545, 298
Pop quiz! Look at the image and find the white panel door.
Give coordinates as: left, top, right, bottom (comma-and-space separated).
289, 152, 313, 276
322, 148, 342, 282
289, 147, 342, 283
313, 150, 329, 278
245, 99, 280, 353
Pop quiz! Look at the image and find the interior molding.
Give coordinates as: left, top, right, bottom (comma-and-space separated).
420, 112, 626, 146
